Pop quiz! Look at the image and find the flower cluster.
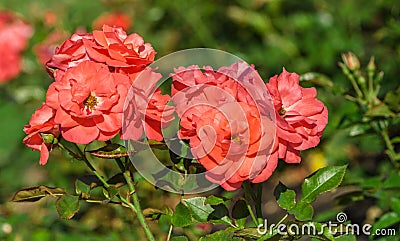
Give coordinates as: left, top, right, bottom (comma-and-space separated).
171, 64, 328, 190
0, 11, 33, 83
24, 25, 328, 190
23, 25, 171, 165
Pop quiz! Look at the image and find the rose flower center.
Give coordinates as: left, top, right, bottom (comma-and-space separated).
278, 107, 286, 116
83, 94, 98, 110
231, 134, 242, 145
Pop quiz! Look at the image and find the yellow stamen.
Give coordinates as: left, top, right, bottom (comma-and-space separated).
278, 107, 286, 116
84, 94, 98, 110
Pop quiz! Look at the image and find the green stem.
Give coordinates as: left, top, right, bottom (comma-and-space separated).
123, 170, 156, 241
68, 144, 137, 212
245, 198, 258, 226
243, 181, 259, 226
340, 63, 364, 100
255, 183, 263, 225
381, 129, 400, 166
275, 214, 288, 228
66, 143, 154, 240
166, 225, 173, 241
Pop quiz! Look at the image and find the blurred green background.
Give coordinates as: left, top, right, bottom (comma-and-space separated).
0, 0, 399, 240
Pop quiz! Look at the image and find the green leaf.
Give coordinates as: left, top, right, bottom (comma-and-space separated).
301, 165, 347, 203
360, 177, 382, 189
383, 173, 400, 188
56, 194, 80, 219
390, 198, 400, 215
391, 136, 400, 144
276, 189, 296, 211
88, 143, 129, 159
170, 236, 189, 241
273, 182, 288, 200
256, 228, 282, 241
234, 228, 262, 239
232, 200, 250, 220
205, 195, 227, 205
172, 203, 192, 227
75, 179, 90, 198
384, 87, 400, 112
143, 208, 164, 221
288, 201, 314, 221
347, 123, 372, 137
372, 212, 400, 235
102, 186, 119, 200
184, 197, 215, 222
207, 204, 232, 225
199, 230, 245, 241
184, 197, 233, 226
158, 214, 172, 231
365, 102, 395, 117
11, 185, 66, 202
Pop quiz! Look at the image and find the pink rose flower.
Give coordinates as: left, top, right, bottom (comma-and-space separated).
122, 68, 175, 141
171, 62, 277, 190
23, 103, 60, 165
266, 69, 328, 163
46, 61, 131, 144
178, 102, 277, 191
0, 11, 33, 82
46, 25, 156, 78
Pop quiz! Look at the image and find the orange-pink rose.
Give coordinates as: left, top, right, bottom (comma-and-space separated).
171, 63, 277, 190
46, 25, 156, 78
178, 102, 276, 190
23, 103, 60, 165
46, 61, 131, 144
122, 68, 175, 141
266, 69, 328, 163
